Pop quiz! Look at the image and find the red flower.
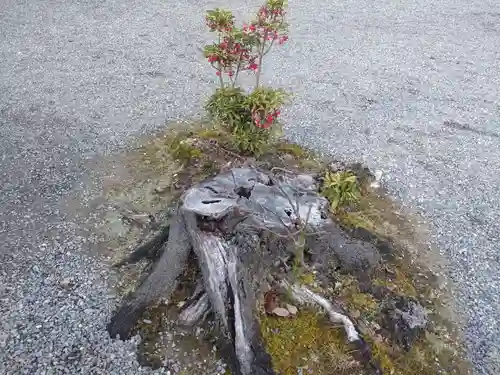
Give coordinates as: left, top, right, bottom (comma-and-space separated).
216, 71, 221, 77
248, 63, 258, 71
228, 71, 234, 77
249, 24, 256, 32
278, 35, 288, 45
262, 120, 272, 129
207, 55, 218, 63
266, 114, 274, 122
206, 21, 217, 30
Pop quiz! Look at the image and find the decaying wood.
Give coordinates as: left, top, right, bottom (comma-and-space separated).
113, 224, 170, 268
282, 280, 360, 342
178, 286, 210, 326
107, 213, 190, 340
108, 167, 381, 374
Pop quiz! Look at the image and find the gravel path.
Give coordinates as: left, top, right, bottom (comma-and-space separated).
1, 0, 499, 374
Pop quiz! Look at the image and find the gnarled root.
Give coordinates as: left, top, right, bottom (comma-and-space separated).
107, 211, 190, 339
283, 280, 360, 342
113, 223, 170, 268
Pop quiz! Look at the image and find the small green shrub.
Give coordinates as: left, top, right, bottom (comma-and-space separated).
167, 133, 202, 165
321, 171, 361, 212
205, 87, 248, 129
203, 0, 290, 155
206, 87, 287, 155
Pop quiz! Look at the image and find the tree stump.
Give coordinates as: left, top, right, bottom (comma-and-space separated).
107, 167, 380, 375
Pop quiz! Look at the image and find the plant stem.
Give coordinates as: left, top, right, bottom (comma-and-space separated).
255, 28, 268, 89
217, 35, 224, 88
218, 63, 224, 88
232, 51, 245, 88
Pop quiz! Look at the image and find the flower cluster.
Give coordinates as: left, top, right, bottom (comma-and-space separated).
204, 0, 288, 90
205, 8, 234, 33
206, 37, 259, 78
253, 109, 281, 129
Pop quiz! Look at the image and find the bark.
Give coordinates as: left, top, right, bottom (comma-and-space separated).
113, 224, 170, 267
107, 211, 190, 340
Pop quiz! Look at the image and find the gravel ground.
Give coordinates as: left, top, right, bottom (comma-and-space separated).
1, 0, 499, 374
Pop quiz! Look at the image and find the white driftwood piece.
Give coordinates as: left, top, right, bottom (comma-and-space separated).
282, 280, 360, 342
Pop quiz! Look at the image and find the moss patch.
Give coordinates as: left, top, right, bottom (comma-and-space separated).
260, 310, 367, 375
316, 163, 472, 375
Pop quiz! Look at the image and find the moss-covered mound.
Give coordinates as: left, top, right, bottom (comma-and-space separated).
95, 121, 471, 375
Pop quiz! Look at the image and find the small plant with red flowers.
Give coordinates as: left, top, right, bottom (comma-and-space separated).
203, 0, 290, 156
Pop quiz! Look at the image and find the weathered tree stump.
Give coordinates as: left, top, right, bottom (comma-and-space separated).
107, 167, 380, 375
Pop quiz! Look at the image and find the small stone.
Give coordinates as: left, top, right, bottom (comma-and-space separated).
0, 333, 8, 348
142, 319, 152, 324
329, 161, 346, 173
370, 169, 383, 188
381, 296, 428, 350
352, 310, 361, 319
59, 278, 74, 290
154, 185, 169, 194
294, 174, 315, 189
286, 304, 298, 315
272, 307, 290, 318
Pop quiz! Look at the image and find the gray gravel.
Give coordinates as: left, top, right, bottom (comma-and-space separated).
1, 0, 499, 374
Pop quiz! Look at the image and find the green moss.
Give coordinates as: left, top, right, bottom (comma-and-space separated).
197, 127, 225, 140
334, 276, 379, 318
366, 336, 396, 374
371, 267, 418, 299
135, 135, 180, 175
366, 336, 471, 375
297, 158, 323, 171
349, 292, 378, 313
260, 310, 364, 375
337, 210, 376, 231
275, 142, 309, 159
201, 160, 219, 176
167, 133, 202, 165
297, 272, 315, 286
393, 268, 418, 297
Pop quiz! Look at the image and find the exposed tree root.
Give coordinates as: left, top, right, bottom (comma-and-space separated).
107, 212, 190, 340
283, 280, 360, 342
113, 223, 170, 268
